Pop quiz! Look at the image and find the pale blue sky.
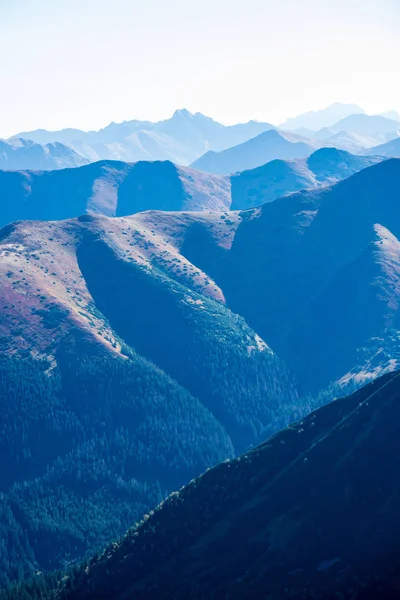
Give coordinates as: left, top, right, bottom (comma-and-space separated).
1, 0, 399, 137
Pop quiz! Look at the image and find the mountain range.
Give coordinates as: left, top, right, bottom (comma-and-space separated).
11, 110, 275, 166
1, 158, 400, 587
54, 369, 400, 600
0, 149, 383, 225
2, 100, 400, 597
280, 102, 365, 131
5, 107, 400, 174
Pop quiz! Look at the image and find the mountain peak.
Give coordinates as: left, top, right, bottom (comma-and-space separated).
172, 108, 193, 119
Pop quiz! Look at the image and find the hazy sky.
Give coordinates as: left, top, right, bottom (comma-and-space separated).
1, 0, 399, 137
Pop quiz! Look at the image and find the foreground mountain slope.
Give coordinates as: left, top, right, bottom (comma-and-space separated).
231, 148, 381, 209
0, 212, 299, 586
191, 129, 316, 174
0, 160, 230, 227
12, 110, 275, 166
58, 370, 400, 600
0, 139, 88, 171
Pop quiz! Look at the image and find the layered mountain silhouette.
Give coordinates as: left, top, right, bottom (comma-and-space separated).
0, 160, 230, 227
56, 369, 400, 600
0, 138, 88, 170
1, 158, 400, 588
0, 158, 398, 398
280, 102, 365, 131
191, 129, 317, 174
12, 110, 275, 166
231, 148, 382, 208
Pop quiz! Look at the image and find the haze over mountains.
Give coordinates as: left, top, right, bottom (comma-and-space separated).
280, 102, 365, 131
11, 110, 275, 167
4, 104, 400, 173
2, 102, 400, 598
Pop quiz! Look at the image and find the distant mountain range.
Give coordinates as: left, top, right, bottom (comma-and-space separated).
379, 109, 400, 122
280, 102, 365, 131
57, 369, 400, 600
5, 107, 400, 173
0, 149, 383, 225
319, 113, 400, 136
11, 110, 275, 166
0, 138, 88, 170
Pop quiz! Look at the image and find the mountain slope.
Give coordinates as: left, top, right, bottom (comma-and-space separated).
1, 159, 400, 586
363, 136, 400, 158
0, 212, 299, 586
180, 159, 400, 393
191, 130, 316, 175
0, 160, 230, 228
280, 102, 365, 131
58, 370, 400, 600
0, 139, 88, 171
231, 148, 382, 209
12, 110, 274, 166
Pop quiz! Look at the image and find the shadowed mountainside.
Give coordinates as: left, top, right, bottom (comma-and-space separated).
179, 159, 400, 392
0, 211, 299, 586
56, 370, 400, 600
